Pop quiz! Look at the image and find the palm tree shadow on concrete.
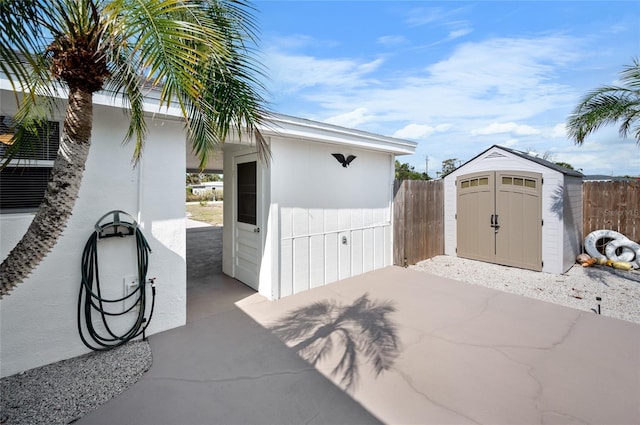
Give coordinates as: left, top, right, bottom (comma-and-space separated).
269, 293, 400, 392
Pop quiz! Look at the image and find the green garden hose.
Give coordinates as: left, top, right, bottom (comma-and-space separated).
77, 211, 156, 351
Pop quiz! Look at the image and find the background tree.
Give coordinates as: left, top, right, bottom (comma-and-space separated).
441, 158, 459, 176
0, 0, 267, 296
185, 173, 223, 185
554, 161, 575, 171
567, 58, 640, 146
395, 160, 430, 180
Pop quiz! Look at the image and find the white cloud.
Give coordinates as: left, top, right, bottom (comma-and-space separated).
448, 27, 472, 40
405, 6, 471, 27
393, 124, 434, 139
262, 31, 637, 175
550, 123, 567, 138
377, 35, 406, 46
324, 107, 375, 128
262, 48, 382, 94
471, 122, 541, 136
296, 34, 583, 127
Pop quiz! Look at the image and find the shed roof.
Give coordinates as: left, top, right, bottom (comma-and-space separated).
454, 145, 583, 178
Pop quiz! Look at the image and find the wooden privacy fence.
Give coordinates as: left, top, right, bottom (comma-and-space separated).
393, 179, 639, 268
393, 180, 444, 266
583, 180, 639, 242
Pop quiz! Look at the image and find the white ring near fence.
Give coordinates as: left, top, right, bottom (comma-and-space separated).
584, 230, 633, 260
604, 239, 640, 268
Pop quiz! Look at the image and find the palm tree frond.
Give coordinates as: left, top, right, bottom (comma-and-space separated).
567, 58, 640, 146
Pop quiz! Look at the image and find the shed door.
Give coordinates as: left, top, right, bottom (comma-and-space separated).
233, 153, 261, 290
457, 171, 542, 271
456, 172, 495, 263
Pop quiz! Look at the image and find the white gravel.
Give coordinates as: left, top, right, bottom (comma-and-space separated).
0, 340, 151, 425
411, 255, 640, 325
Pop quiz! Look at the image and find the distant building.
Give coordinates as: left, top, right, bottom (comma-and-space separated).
190, 181, 224, 195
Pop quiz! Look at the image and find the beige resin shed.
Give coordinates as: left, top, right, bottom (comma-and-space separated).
443, 145, 583, 274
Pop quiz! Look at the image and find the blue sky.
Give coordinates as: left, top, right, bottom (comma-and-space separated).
253, 1, 639, 176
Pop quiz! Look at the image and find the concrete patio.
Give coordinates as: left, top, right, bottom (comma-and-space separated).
79, 224, 640, 424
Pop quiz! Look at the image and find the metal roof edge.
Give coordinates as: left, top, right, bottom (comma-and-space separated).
260, 112, 417, 155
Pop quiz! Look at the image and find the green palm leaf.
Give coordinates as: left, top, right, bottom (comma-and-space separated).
567, 58, 640, 146
0, 0, 269, 295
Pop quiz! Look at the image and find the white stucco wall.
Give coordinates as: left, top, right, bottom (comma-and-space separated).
444, 147, 571, 274
0, 102, 187, 377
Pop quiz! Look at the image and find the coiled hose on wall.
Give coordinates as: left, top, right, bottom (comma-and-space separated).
77, 211, 156, 351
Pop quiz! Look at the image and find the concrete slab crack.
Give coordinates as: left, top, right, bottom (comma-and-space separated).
395, 369, 481, 424
144, 367, 316, 384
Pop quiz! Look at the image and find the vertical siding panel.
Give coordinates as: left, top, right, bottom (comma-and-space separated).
325, 209, 338, 233
374, 226, 385, 268
384, 224, 392, 265
291, 207, 309, 294
293, 238, 309, 294
309, 235, 324, 288
280, 238, 293, 297
363, 208, 374, 227
325, 233, 339, 284
292, 208, 308, 237
308, 208, 324, 235
339, 231, 351, 279
338, 209, 351, 232
280, 207, 292, 239
362, 228, 375, 272
351, 229, 363, 275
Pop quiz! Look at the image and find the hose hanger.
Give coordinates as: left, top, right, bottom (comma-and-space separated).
95, 210, 137, 239
77, 210, 156, 351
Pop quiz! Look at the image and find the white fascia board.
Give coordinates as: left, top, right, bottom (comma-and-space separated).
261, 114, 417, 155
1, 76, 184, 121
92, 90, 184, 120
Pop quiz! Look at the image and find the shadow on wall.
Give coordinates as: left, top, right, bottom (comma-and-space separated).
269, 293, 400, 392
550, 185, 564, 220
551, 184, 582, 260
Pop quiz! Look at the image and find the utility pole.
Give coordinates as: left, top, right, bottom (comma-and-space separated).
425, 155, 429, 177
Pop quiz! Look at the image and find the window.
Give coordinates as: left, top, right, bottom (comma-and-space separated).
0, 116, 60, 212
460, 177, 489, 189
236, 161, 256, 225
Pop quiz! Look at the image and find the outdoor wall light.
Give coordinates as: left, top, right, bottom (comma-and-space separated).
332, 153, 357, 168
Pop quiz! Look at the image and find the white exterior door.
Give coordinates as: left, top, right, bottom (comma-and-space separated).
233, 153, 261, 290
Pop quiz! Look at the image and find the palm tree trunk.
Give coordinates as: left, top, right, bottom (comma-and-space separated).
0, 87, 93, 297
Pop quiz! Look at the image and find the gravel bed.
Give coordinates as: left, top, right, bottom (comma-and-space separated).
411, 255, 640, 325
0, 340, 151, 425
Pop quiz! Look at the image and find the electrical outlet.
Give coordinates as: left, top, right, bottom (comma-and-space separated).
123, 276, 139, 312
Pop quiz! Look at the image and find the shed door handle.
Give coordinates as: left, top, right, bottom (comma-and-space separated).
253, 227, 260, 233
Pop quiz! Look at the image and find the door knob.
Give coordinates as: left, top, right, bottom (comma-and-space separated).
253, 227, 260, 233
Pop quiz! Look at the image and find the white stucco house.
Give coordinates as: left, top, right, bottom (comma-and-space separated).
0, 78, 416, 377
190, 181, 224, 196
